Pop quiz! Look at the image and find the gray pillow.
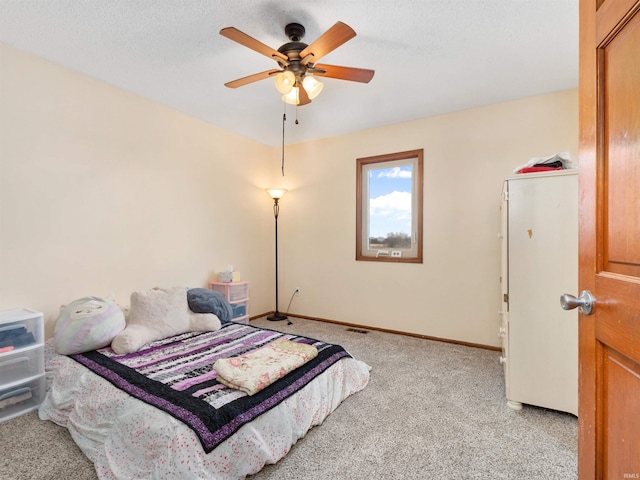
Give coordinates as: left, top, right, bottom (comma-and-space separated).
187, 288, 233, 323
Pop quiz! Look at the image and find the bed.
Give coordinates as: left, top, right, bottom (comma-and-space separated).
39, 320, 370, 479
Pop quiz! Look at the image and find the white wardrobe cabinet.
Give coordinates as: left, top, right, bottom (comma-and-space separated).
499, 170, 578, 416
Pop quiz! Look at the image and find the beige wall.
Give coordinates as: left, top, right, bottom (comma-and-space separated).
274, 89, 578, 347
1, 44, 578, 347
0, 44, 277, 336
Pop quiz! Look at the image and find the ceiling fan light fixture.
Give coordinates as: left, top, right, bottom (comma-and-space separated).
274, 71, 295, 94
221, 22, 375, 106
282, 87, 299, 105
302, 76, 323, 100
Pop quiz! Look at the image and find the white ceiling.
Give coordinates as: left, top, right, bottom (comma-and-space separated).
0, 0, 578, 147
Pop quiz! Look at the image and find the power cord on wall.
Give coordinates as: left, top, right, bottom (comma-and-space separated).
283, 290, 298, 325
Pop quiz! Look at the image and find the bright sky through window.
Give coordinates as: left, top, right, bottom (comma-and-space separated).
368, 166, 412, 238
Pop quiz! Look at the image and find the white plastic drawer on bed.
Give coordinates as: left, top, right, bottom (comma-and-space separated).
0, 345, 44, 385
0, 373, 46, 422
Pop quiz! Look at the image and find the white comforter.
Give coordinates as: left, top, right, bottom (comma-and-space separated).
39, 341, 370, 479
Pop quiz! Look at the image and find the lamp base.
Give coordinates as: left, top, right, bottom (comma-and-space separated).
267, 312, 288, 322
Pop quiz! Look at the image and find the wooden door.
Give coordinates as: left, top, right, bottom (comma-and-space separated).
578, 0, 640, 478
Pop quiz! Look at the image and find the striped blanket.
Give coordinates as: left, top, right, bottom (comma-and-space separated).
70, 322, 351, 453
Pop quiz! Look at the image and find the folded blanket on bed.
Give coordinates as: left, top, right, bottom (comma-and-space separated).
214, 339, 318, 395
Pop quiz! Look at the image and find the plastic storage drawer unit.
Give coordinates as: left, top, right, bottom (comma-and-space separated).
0, 310, 44, 349
210, 282, 249, 302
231, 300, 248, 319
209, 281, 250, 324
0, 374, 46, 422
0, 308, 45, 423
0, 345, 44, 385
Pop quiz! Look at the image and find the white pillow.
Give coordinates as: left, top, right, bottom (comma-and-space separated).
54, 296, 126, 355
111, 286, 221, 355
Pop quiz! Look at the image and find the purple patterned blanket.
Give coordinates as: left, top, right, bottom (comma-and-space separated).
70, 322, 350, 453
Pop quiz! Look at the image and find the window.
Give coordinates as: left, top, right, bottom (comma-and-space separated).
356, 149, 423, 263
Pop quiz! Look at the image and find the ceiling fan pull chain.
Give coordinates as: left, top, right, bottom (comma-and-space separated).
281, 107, 286, 176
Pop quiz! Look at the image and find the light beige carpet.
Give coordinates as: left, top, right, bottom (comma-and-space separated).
0, 316, 577, 479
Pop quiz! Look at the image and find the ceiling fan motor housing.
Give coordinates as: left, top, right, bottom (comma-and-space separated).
284, 23, 305, 42
277, 42, 307, 75
277, 23, 310, 77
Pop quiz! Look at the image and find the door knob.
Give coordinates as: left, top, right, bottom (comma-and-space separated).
560, 290, 595, 315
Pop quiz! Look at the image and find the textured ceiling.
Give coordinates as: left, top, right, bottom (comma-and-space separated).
0, 0, 578, 147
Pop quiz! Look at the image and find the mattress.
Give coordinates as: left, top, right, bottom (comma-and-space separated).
39, 324, 370, 479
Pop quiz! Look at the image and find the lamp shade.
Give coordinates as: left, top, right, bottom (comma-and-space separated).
266, 188, 287, 200
302, 76, 324, 100
274, 71, 295, 94
282, 87, 299, 105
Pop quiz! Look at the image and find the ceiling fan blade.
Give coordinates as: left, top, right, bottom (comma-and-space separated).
299, 22, 356, 64
224, 69, 280, 88
312, 64, 375, 83
297, 83, 311, 105
220, 27, 288, 63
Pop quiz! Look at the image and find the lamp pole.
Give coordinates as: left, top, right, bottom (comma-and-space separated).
266, 189, 287, 321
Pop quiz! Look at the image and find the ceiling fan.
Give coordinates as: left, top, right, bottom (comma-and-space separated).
219, 21, 375, 106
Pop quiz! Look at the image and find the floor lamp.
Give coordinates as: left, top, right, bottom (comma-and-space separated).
266, 188, 288, 321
